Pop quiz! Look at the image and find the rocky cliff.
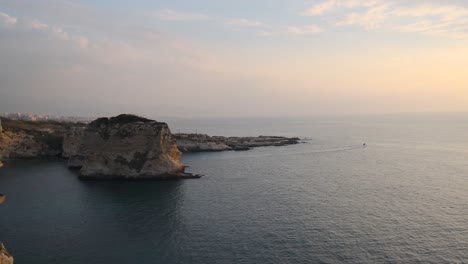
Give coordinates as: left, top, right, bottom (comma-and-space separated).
1, 115, 301, 179
0, 243, 13, 264
0, 118, 67, 159
64, 115, 198, 180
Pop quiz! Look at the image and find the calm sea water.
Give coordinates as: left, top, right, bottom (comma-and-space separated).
2, 114, 468, 263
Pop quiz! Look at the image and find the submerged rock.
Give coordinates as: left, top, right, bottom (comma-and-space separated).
0, 243, 13, 264
64, 115, 200, 180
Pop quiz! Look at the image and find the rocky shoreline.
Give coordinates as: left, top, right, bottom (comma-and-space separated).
0, 114, 302, 180
175, 133, 300, 152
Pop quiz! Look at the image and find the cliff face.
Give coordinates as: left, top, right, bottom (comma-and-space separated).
64, 115, 193, 180
0, 128, 62, 159
0, 243, 13, 264
62, 127, 85, 159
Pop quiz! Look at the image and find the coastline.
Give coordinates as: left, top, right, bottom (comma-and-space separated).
0, 116, 301, 181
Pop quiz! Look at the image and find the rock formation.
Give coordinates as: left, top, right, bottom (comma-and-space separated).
175, 134, 232, 152
175, 134, 301, 152
63, 115, 199, 180
0, 118, 67, 159
0, 188, 13, 264
0, 130, 62, 158
1, 114, 301, 179
0, 243, 13, 264
62, 127, 85, 159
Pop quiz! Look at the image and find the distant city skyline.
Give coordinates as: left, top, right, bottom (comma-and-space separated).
0, 112, 94, 122
1, 0, 468, 118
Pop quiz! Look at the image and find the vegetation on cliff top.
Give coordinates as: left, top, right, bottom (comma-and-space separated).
90, 114, 154, 127
1, 118, 85, 132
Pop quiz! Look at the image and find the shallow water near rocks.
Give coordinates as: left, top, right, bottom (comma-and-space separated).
1, 114, 468, 263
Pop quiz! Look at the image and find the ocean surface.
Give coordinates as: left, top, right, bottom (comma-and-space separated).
2, 113, 468, 263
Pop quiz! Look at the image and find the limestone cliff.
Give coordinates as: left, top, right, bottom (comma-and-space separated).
62, 127, 85, 159
0, 118, 64, 159
0, 243, 13, 264
64, 115, 197, 180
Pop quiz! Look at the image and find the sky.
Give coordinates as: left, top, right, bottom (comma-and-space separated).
0, 0, 468, 118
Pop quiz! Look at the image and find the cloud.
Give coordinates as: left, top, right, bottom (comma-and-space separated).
393, 4, 468, 20
303, 0, 468, 39
335, 4, 389, 29
287, 25, 322, 35
51, 26, 70, 40
154, 9, 265, 32
0, 13, 249, 117
76, 36, 89, 49
258, 31, 273, 37
153, 9, 211, 21
29, 20, 49, 30
389, 3, 468, 39
302, 0, 382, 16
302, 0, 337, 16
0, 12, 17, 26
226, 18, 262, 27
0, 13, 90, 48
153, 8, 268, 34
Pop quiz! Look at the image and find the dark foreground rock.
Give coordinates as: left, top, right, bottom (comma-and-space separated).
63, 115, 200, 180
175, 134, 301, 152
0, 243, 13, 264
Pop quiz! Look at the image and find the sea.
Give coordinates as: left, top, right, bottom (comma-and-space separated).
1, 113, 468, 263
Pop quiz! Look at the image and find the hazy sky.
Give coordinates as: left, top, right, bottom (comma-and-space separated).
1, 0, 468, 118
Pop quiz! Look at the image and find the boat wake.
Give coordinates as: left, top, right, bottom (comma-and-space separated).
306, 144, 366, 154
